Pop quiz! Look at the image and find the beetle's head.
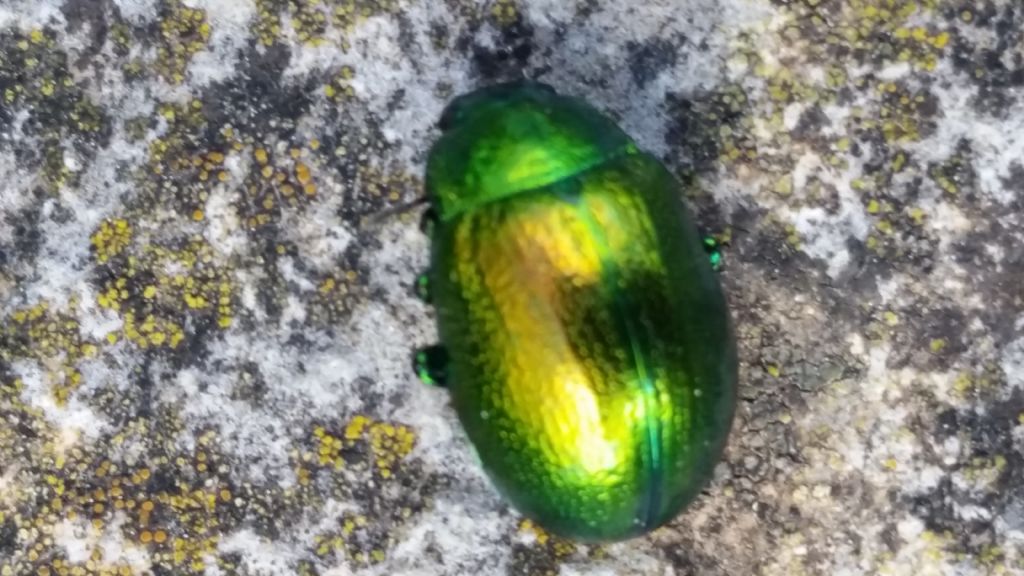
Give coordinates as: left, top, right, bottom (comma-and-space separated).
425, 80, 634, 222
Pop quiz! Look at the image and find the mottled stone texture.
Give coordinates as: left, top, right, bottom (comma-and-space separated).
0, 1, 1021, 575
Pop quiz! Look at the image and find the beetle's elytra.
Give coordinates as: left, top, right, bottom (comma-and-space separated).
416, 81, 737, 542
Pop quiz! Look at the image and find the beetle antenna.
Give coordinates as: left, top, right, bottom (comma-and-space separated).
361, 196, 430, 230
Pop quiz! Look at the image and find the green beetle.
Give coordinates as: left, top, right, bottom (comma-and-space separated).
414, 81, 737, 542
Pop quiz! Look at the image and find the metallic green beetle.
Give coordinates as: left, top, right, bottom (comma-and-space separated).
415, 81, 737, 542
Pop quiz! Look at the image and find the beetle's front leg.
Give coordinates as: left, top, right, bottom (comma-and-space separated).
701, 231, 730, 271
413, 345, 449, 388
414, 272, 432, 304
420, 206, 438, 237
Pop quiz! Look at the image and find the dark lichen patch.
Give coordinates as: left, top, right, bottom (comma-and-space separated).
927, 138, 979, 200
134, 98, 226, 218
201, 43, 312, 139
470, 12, 534, 81
0, 27, 111, 190
857, 186, 938, 270
227, 361, 270, 405
664, 84, 752, 176
949, 221, 1024, 343
944, 2, 1024, 115
657, 539, 727, 576
626, 36, 681, 89
883, 304, 971, 371
0, 516, 15, 558
726, 288, 817, 449
909, 387, 1024, 563
314, 123, 419, 227
153, 0, 212, 84
788, 103, 833, 151
3, 198, 45, 274
1000, 161, 1024, 196
0, 374, 48, 463
727, 215, 811, 281
856, 80, 941, 146
302, 242, 369, 329
60, 0, 113, 62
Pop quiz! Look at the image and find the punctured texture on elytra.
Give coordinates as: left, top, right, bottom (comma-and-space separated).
424, 82, 737, 542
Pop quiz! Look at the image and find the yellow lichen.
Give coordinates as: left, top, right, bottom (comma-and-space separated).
156, 0, 212, 84
90, 219, 132, 264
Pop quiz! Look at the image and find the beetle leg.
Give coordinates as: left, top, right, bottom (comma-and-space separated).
414, 272, 432, 303
702, 235, 723, 271
413, 345, 449, 388
420, 206, 438, 237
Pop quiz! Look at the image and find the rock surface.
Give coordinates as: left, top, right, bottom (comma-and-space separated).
1, 0, 1022, 574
